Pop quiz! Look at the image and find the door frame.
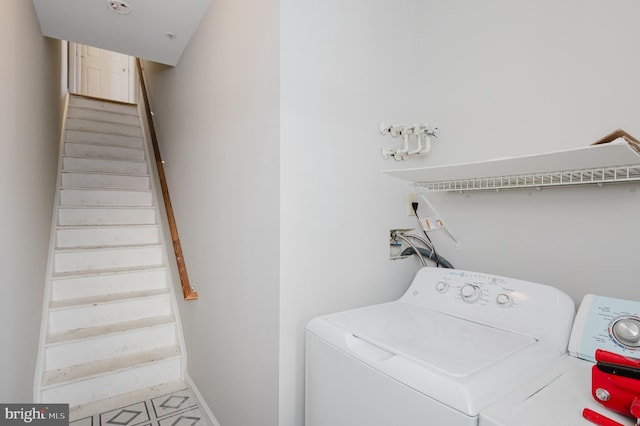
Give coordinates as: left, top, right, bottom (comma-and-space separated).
68, 42, 81, 95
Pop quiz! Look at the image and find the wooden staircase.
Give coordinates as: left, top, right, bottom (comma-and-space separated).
35, 94, 186, 407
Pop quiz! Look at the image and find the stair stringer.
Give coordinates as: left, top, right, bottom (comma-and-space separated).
34, 92, 71, 402
134, 96, 189, 381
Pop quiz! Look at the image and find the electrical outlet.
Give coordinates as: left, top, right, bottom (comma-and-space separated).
406, 192, 418, 216
390, 228, 413, 260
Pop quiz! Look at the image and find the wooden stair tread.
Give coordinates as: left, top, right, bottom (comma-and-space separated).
42, 346, 181, 388
56, 223, 158, 230
53, 242, 162, 253
49, 288, 169, 310
47, 315, 176, 345
51, 264, 166, 279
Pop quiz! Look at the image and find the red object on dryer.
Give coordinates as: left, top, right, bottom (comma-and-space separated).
592, 349, 640, 421
583, 408, 626, 426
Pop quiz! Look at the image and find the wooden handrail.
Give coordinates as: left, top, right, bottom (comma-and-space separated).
136, 58, 198, 300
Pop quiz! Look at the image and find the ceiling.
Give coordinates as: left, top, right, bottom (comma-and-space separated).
32, 0, 211, 66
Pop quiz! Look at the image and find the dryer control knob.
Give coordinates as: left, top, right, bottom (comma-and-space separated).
613, 318, 640, 347
461, 284, 481, 303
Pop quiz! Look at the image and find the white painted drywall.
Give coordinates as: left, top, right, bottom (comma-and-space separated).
141, 0, 280, 424
380, 0, 640, 305
0, 0, 61, 401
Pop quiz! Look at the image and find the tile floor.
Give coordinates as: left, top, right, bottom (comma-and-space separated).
70, 387, 208, 426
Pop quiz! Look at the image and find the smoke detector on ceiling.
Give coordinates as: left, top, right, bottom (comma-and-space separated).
107, 0, 132, 15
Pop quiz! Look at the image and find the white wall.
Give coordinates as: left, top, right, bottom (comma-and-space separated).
0, 0, 61, 402
280, 0, 640, 424
141, 0, 280, 424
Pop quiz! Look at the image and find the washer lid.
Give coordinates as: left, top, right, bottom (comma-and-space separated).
327, 301, 536, 377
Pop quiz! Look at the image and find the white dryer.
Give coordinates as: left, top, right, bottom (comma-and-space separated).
480, 294, 640, 426
305, 268, 575, 426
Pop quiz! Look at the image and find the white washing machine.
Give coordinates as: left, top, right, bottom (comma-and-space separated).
305, 268, 576, 426
480, 294, 640, 426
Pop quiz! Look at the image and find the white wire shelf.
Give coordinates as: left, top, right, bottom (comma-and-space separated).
416, 165, 640, 192
383, 138, 640, 192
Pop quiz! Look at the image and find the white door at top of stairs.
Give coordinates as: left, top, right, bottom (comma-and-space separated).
78, 44, 135, 103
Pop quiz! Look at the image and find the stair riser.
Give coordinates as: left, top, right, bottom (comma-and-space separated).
68, 97, 138, 116
67, 107, 140, 127
64, 143, 145, 161
56, 226, 159, 249
58, 208, 156, 226
49, 295, 171, 333
62, 173, 150, 190
41, 357, 181, 406
54, 246, 163, 273
60, 189, 152, 207
63, 157, 147, 175
52, 268, 167, 301
46, 325, 177, 370
66, 130, 143, 149
66, 118, 141, 137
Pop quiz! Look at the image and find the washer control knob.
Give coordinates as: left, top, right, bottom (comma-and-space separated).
435, 281, 449, 293
460, 284, 481, 302
613, 318, 640, 347
496, 293, 511, 307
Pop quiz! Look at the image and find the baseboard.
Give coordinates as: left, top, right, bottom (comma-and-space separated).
185, 373, 220, 426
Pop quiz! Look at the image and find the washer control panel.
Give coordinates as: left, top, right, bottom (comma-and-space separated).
569, 294, 640, 362
400, 268, 575, 339
426, 271, 522, 308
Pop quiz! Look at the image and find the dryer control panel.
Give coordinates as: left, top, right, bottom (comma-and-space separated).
568, 294, 640, 362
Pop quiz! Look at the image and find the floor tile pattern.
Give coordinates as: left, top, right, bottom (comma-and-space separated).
70, 388, 206, 426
